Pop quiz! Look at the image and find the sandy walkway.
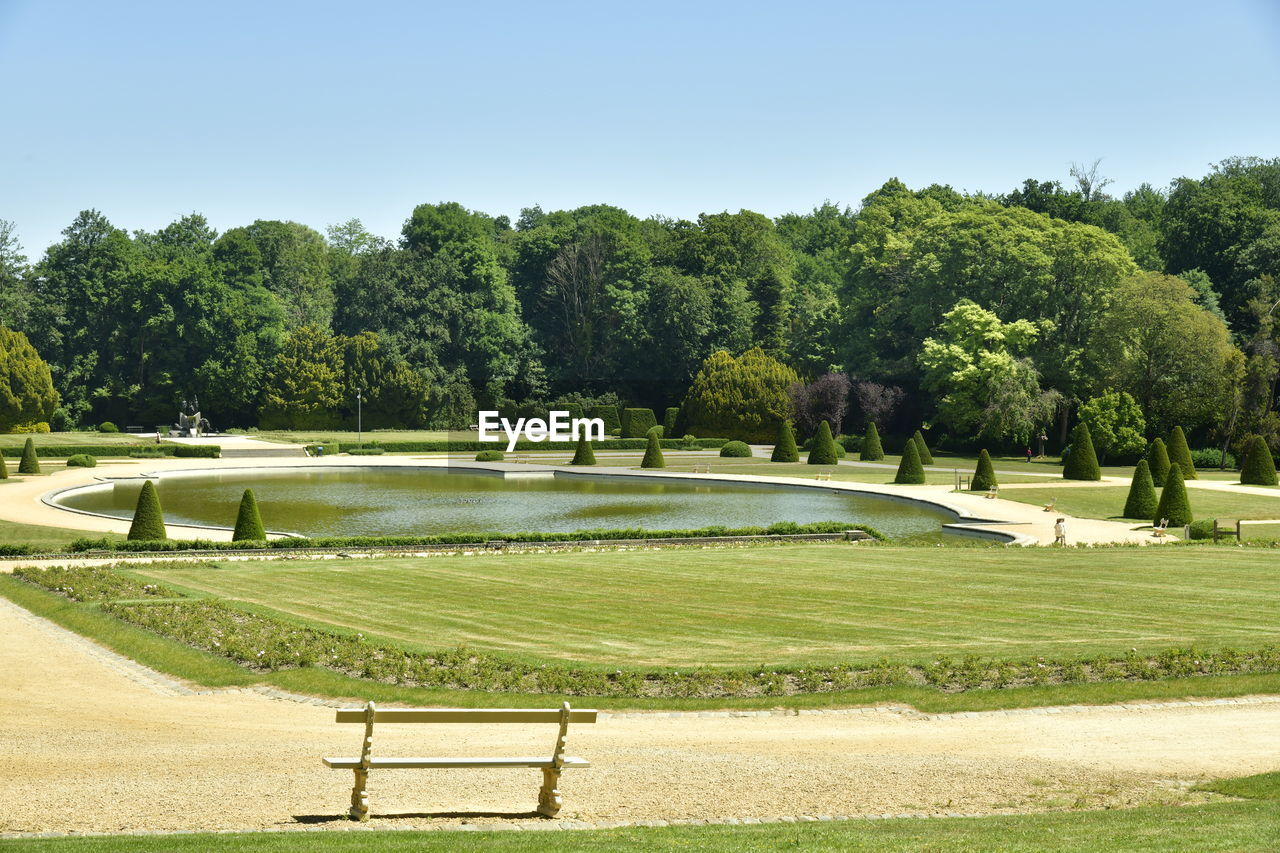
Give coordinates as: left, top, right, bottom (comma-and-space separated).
1, 596, 1277, 834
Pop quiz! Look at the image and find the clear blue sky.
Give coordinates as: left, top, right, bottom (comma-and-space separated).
2, 0, 1278, 255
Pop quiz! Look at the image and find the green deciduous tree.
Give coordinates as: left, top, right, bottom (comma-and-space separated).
1123, 459, 1158, 519
1077, 391, 1146, 463
232, 488, 266, 541
127, 480, 166, 541
258, 325, 343, 429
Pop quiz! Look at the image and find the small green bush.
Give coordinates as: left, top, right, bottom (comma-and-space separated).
860, 422, 885, 461
1062, 423, 1101, 480
970, 449, 996, 491
837, 433, 861, 453
49, 408, 74, 432
0, 450, 7, 479
1187, 519, 1217, 541
1146, 438, 1170, 487
663, 407, 680, 435
807, 421, 839, 465
894, 438, 925, 484
720, 440, 752, 458
1166, 426, 1197, 480
305, 442, 339, 457
65, 454, 97, 468
570, 435, 596, 465
346, 447, 385, 455
127, 480, 167, 541
912, 430, 934, 465
832, 442, 846, 458
771, 421, 799, 462
98, 421, 119, 433
641, 433, 665, 468
474, 449, 505, 461
232, 488, 266, 541
1154, 463, 1193, 526
621, 407, 658, 438
1191, 447, 1235, 470
1123, 459, 1158, 520
1239, 435, 1278, 486
17, 437, 39, 474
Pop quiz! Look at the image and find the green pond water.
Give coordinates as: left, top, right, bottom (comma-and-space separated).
54, 467, 954, 539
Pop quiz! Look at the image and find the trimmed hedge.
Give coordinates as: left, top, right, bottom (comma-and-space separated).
127, 480, 166, 541
1166, 426, 1197, 480
474, 449, 505, 461
0, 442, 224, 459
771, 421, 798, 462
232, 489, 266, 541
1146, 438, 1171, 487
970, 449, 996, 491
65, 454, 97, 468
17, 437, 39, 474
1155, 463, 1193, 526
1062, 423, 1101, 481
171, 444, 221, 458
663, 407, 680, 435
860, 422, 884, 461
1240, 435, 1278, 486
306, 442, 340, 457
621, 407, 658, 438
807, 421, 839, 465
894, 438, 925, 484
586, 405, 621, 433
1123, 459, 1158, 520
641, 433, 665, 468
335, 438, 729, 452
720, 440, 752, 458
346, 447, 386, 456
912, 430, 934, 466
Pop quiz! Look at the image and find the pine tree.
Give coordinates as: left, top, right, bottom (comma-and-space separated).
0, 450, 7, 480
860, 422, 884, 461
17, 437, 40, 474
640, 433, 665, 468
1239, 435, 1278, 486
570, 434, 596, 465
127, 480, 167, 541
807, 421, 839, 465
1062, 423, 1101, 480
1123, 459, 1158, 519
1154, 463, 1192, 526
1146, 438, 1170, 487
894, 438, 925, 484
970, 449, 997, 491
1166, 426, 1197, 480
232, 488, 266, 541
771, 421, 799, 462
912, 430, 934, 465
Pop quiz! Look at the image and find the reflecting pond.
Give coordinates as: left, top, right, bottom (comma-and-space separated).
54, 467, 954, 539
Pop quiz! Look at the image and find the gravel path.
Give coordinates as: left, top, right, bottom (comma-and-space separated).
2, 597, 1278, 835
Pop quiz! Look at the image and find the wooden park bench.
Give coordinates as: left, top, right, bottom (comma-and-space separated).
692, 464, 711, 473
1152, 518, 1170, 538
985, 485, 999, 499
125, 425, 145, 433
815, 472, 832, 481
1042, 497, 1056, 512
323, 701, 596, 821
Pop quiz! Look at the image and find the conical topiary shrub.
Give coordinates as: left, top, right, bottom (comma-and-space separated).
1123, 459, 1158, 520
970, 449, 997, 491
1166, 426, 1197, 480
17, 437, 39, 475
0, 450, 7, 480
571, 434, 596, 465
771, 420, 799, 462
1239, 435, 1278, 486
640, 433, 665, 469
1062, 423, 1101, 481
1154, 463, 1192, 526
232, 488, 266, 541
127, 480, 167, 541
894, 437, 925, 484
1146, 438, 1170, 487
860, 422, 884, 461
807, 421, 839, 465
912, 430, 934, 466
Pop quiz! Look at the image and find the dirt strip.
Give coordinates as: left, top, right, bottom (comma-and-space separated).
1, 596, 1277, 834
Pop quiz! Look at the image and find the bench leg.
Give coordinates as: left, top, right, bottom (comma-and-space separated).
349, 768, 370, 821
536, 767, 563, 817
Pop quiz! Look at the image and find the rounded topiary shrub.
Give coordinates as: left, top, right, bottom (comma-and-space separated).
1239, 435, 1278, 486
127, 480, 167, 541
641, 433, 665, 468
894, 437, 925, 484
98, 421, 119, 433
912, 430, 934, 466
807, 421, 839, 465
771, 421, 798, 462
1165, 426, 1197, 480
720, 440, 752, 458
0, 450, 7, 479
970, 449, 996, 491
232, 488, 266, 541
17, 437, 40, 475
1062, 423, 1101, 481
647, 425, 663, 439
570, 435, 596, 465
65, 454, 97, 468
475, 449, 505, 461
1146, 438, 1170, 487
1154, 463, 1193, 527
1123, 459, 1158, 520
860, 422, 884, 461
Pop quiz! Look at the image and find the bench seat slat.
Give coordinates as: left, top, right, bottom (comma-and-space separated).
323, 756, 590, 769
333, 709, 598, 724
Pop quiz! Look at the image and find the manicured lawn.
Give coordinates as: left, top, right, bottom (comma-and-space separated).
999, 485, 1280, 522
0, 518, 121, 550
131, 545, 1280, 668
252, 430, 466, 445
659, 455, 1058, 485
0, 433, 149, 449
3, 801, 1276, 851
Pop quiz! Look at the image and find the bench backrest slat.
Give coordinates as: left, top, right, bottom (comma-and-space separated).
334, 708, 599, 724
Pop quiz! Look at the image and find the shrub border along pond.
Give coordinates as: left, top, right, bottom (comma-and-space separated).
14, 564, 1280, 700
2, 442, 221, 458
334, 438, 729, 452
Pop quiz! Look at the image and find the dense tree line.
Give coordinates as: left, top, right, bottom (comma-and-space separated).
0, 157, 1276, 454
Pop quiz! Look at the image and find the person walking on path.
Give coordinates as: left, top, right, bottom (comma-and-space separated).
1025, 447, 1033, 463
1054, 517, 1068, 546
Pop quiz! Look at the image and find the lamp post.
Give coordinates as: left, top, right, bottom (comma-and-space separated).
357, 389, 363, 447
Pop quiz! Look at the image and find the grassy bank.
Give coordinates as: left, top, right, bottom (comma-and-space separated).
999, 485, 1280, 522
